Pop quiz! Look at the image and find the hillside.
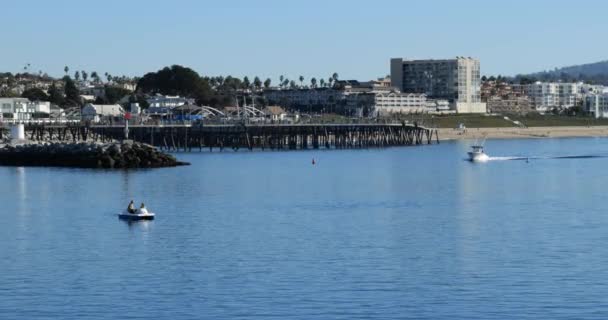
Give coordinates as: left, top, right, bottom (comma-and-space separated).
518, 60, 608, 84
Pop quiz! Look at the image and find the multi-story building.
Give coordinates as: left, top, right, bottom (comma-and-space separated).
524, 82, 607, 112
524, 82, 579, 112
0, 97, 51, 121
390, 57, 486, 113
584, 93, 608, 118
486, 96, 533, 115
263, 88, 345, 108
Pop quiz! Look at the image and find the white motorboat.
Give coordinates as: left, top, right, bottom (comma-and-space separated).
118, 208, 155, 220
468, 145, 489, 162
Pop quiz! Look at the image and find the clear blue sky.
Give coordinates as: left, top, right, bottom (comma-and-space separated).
3, 0, 607, 82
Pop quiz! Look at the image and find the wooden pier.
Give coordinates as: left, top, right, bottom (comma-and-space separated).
11, 123, 439, 152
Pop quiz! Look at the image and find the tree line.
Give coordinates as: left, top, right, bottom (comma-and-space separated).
136, 65, 341, 108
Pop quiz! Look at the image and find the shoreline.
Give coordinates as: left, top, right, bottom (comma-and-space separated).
437, 126, 608, 141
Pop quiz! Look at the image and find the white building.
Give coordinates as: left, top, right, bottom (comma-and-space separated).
390, 57, 486, 113
585, 93, 608, 118
263, 106, 288, 121
371, 92, 432, 115
81, 103, 124, 122
0, 97, 51, 121
147, 95, 194, 108
79, 85, 106, 99
524, 82, 606, 112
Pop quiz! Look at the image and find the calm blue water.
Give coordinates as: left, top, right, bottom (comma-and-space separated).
2, 138, 608, 319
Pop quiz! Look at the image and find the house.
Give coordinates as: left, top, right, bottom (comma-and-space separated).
263, 106, 287, 121
81, 103, 124, 122
79, 85, 106, 99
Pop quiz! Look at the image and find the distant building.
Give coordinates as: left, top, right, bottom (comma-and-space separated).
486, 96, 533, 115
114, 82, 136, 92
80, 95, 96, 103
81, 103, 124, 122
374, 76, 392, 88
364, 91, 433, 116
263, 106, 288, 121
147, 95, 194, 108
585, 93, 608, 118
523, 82, 606, 112
0, 97, 51, 121
390, 57, 486, 113
79, 85, 105, 99
263, 88, 345, 108
524, 82, 579, 112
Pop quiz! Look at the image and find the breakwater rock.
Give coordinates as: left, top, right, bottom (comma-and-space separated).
0, 141, 189, 168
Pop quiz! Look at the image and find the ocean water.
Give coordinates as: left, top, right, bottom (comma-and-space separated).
2, 137, 608, 319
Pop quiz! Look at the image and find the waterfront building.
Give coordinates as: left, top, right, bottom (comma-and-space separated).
263, 88, 345, 108
486, 95, 533, 115
362, 91, 433, 116
522, 82, 607, 112
264, 84, 443, 116
524, 82, 580, 112
263, 106, 288, 121
146, 95, 194, 108
0, 97, 51, 121
584, 93, 608, 118
390, 57, 486, 113
81, 103, 124, 122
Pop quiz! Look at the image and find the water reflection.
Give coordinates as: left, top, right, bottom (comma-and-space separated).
119, 217, 153, 231
15, 167, 27, 214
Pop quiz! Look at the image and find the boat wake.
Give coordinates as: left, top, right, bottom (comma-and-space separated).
487, 156, 528, 161
475, 154, 608, 162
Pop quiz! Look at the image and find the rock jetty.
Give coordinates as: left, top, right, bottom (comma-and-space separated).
0, 140, 189, 168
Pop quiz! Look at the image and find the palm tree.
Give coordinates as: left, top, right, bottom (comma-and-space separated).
279, 75, 285, 88
320, 78, 326, 87
264, 78, 271, 89
328, 77, 333, 88
289, 80, 296, 89
243, 76, 251, 90
91, 71, 99, 83
64, 66, 69, 76
81, 71, 88, 82
299, 75, 304, 88
253, 76, 262, 91
332, 72, 339, 82
74, 71, 80, 81
310, 77, 317, 88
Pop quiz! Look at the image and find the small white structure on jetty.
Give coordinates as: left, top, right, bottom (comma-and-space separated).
10, 123, 25, 141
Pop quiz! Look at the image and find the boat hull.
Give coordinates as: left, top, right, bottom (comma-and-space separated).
468, 152, 489, 162
118, 211, 155, 220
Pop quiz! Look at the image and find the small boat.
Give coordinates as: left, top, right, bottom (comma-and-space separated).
468, 145, 490, 162
118, 208, 155, 220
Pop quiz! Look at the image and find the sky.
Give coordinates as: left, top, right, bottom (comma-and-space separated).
2, 0, 608, 82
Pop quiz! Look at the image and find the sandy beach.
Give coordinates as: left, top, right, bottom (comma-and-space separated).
438, 126, 608, 141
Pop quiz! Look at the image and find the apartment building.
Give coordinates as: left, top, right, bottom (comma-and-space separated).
390, 57, 486, 113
